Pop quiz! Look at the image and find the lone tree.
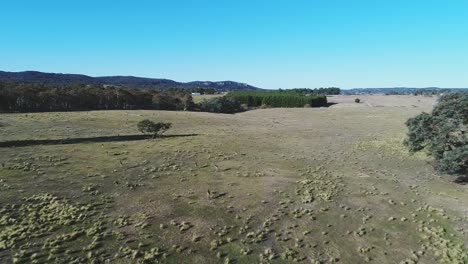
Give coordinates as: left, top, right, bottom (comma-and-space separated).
404, 92, 467, 180
137, 119, 172, 138
355, 98, 361, 103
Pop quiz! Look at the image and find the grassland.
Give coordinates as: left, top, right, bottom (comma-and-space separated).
0, 95, 466, 263
192, 94, 224, 104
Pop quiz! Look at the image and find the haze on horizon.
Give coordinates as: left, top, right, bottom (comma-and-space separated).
1, 0, 467, 89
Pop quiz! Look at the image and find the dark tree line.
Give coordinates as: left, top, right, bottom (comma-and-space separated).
413, 89, 455, 96
0, 82, 194, 112
287, 87, 340, 95
226, 91, 328, 108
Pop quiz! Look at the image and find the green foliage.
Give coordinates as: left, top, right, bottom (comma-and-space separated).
137, 119, 172, 138
198, 97, 244, 113
355, 98, 361, 103
404, 92, 467, 177
226, 91, 327, 108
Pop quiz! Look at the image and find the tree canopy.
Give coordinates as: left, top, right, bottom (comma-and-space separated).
404, 92, 467, 178
137, 119, 172, 138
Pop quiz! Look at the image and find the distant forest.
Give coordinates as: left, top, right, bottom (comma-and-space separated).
0, 82, 341, 112
0, 82, 194, 112
285, 87, 340, 95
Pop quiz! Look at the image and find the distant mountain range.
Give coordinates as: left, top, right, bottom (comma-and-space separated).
2, 71, 467, 94
0, 71, 261, 91
342, 87, 467, 95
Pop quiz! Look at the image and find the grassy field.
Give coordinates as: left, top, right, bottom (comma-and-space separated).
0, 95, 466, 263
192, 94, 224, 104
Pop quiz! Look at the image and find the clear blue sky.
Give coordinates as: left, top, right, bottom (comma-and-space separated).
1, 0, 467, 89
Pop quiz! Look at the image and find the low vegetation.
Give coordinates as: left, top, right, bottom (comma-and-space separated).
404, 92, 467, 178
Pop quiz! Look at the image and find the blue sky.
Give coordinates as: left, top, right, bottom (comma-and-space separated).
1, 0, 467, 89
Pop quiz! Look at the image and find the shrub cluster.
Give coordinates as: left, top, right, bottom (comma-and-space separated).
404, 92, 467, 178
226, 91, 327, 108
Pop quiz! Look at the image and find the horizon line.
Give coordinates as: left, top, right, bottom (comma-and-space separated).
1, 70, 468, 90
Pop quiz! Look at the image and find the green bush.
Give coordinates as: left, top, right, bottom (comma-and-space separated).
404, 92, 467, 178
137, 119, 172, 138
198, 97, 243, 113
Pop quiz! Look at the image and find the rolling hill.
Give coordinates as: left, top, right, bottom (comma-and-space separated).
0, 71, 261, 91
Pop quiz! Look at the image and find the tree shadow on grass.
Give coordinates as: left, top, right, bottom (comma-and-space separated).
323, 102, 337, 107
0, 134, 198, 148
454, 176, 468, 185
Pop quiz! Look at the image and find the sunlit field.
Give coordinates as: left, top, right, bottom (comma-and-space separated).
0, 95, 466, 263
